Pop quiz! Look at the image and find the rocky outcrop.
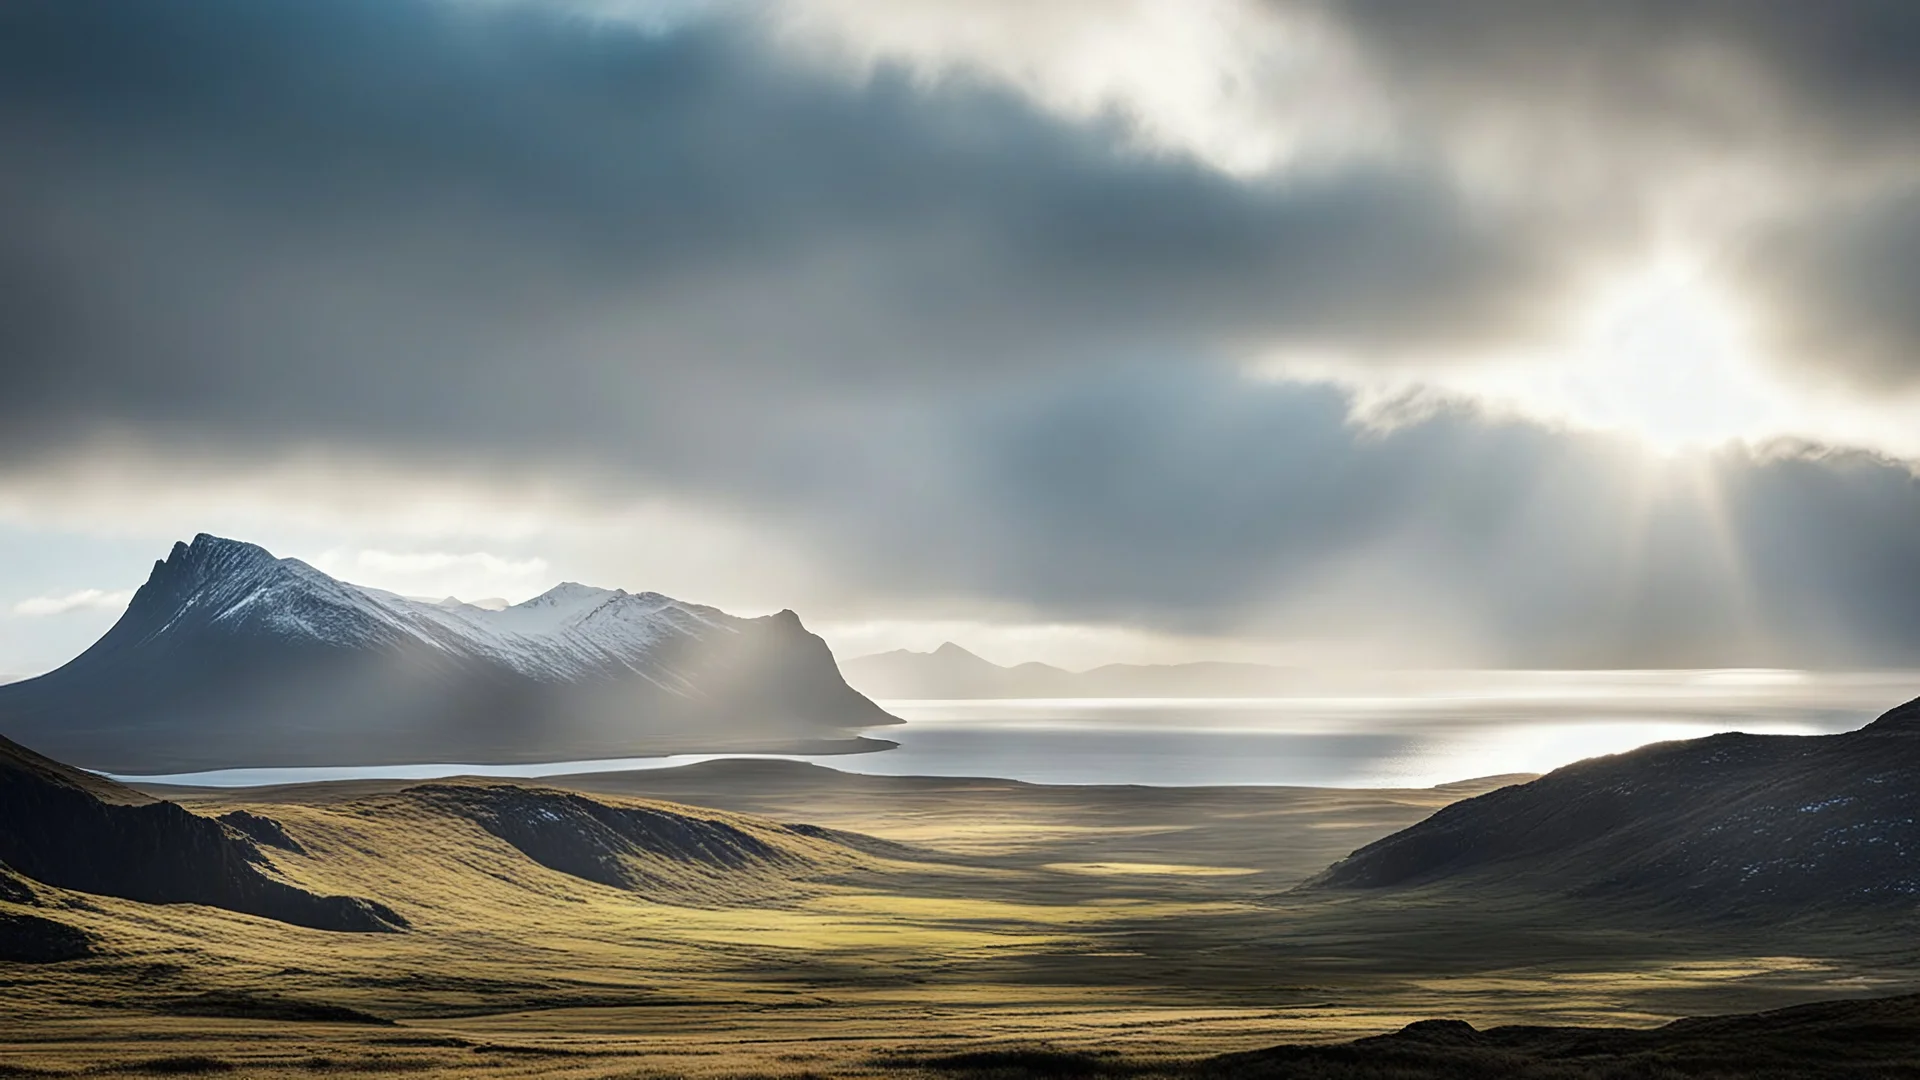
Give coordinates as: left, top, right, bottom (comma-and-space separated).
216, 810, 307, 854
414, 783, 807, 898
0, 735, 404, 933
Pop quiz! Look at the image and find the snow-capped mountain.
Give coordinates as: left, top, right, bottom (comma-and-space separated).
0, 535, 899, 773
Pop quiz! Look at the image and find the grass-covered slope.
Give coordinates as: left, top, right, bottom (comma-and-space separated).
1306, 694, 1920, 918
0, 734, 405, 935
1208, 993, 1920, 1078
382, 780, 883, 907
899, 992, 1920, 1079
0, 861, 92, 962
5, 758, 1915, 1077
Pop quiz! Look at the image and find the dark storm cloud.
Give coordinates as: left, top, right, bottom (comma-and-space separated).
1738, 186, 1920, 390
765, 368, 1920, 668
6, 0, 1920, 667
0, 0, 1550, 466
612, 389, 1920, 667
1334, 0, 1920, 156
1329, 0, 1920, 389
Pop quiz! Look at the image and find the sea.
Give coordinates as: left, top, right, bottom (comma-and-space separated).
105, 669, 1920, 790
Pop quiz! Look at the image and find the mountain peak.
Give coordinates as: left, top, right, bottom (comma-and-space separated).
137, 534, 294, 612
0, 533, 899, 771
160, 532, 278, 575
521, 582, 622, 607
494, 582, 625, 635
189, 532, 271, 558
932, 641, 980, 660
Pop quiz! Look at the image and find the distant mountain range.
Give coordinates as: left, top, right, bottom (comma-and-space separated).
0, 534, 898, 773
841, 641, 1302, 699
1306, 692, 1920, 919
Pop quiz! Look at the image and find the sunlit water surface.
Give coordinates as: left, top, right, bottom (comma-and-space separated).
109, 670, 1920, 790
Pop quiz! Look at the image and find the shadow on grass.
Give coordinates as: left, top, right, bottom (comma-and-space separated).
882, 994, 1920, 1079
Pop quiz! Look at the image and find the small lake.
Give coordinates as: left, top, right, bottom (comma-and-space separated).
109, 669, 1919, 790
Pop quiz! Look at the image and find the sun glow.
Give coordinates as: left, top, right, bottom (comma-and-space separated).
1546, 258, 1788, 455
1251, 251, 1898, 458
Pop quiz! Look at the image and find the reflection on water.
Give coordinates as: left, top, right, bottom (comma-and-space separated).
111, 669, 1918, 790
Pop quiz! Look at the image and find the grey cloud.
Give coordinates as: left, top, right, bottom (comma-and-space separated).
1321, 0, 1920, 408
1737, 186, 1920, 390
1333, 0, 1920, 161
5, 0, 1920, 668
0, 0, 1553, 467
542, 348, 1915, 669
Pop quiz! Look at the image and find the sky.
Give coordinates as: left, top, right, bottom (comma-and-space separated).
4, 0, 1920, 673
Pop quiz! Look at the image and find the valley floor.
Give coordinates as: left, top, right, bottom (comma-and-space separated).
4, 761, 1918, 1077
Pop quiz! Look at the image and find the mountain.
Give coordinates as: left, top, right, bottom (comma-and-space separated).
0, 534, 899, 773
841, 641, 1298, 699
1304, 693, 1920, 919
0, 733, 403, 946
842, 642, 1074, 698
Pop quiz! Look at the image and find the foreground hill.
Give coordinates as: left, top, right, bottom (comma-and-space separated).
0, 734, 906, 965
1306, 693, 1920, 918
912, 992, 1920, 1079
0, 734, 403, 943
2, 746, 1911, 1077
0, 534, 899, 772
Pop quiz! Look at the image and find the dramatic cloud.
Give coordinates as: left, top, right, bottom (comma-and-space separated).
0, 0, 1569, 460
1738, 185, 1920, 392
1318, 0, 1920, 405
2, 0, 1919, 668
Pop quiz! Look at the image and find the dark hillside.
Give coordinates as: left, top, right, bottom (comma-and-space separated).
0, 735, 404, 933
1305, 693, 1920, 918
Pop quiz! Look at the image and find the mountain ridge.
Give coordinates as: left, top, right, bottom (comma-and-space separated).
0, 534, 898, 772
842, 640, 1297, 698
0, 732, 404, 937
1302, 692, 1920, 919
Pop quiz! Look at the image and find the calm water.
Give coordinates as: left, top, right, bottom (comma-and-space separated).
109, 669, 1918, 790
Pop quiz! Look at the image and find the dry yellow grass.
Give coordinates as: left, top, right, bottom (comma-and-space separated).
3, 763, 1914, 1077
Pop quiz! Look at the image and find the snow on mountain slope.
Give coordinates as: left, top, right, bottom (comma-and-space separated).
0, 534, 900, 773
132, 536, 739, 686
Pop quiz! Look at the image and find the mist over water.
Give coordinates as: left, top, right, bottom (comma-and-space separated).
110, 670, 1918, 789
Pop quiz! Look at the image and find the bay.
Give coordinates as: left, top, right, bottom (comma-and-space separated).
106, 669, 1917, 789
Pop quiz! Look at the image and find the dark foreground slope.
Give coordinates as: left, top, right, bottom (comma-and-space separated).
1236, 992, 1920, 1078
901, 993, 1920, 1079
1305, 694, 1920, 918
0, 734, 404, 938
0, 734, 901, 963
0, 534, 897, 772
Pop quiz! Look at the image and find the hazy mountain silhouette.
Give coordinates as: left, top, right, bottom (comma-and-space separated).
843, 641, 1297, 698
0, 534, 899, 773
0, 733, 404, 941
1305, 694, 1920, 918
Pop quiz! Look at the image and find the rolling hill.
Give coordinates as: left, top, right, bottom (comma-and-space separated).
1305, 693, 1920, 919
0, 733, 403, 943
0, 534, 899, 772
0, 731, 912, 967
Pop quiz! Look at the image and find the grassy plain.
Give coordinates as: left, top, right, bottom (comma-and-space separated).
2, 761, 1916, 1077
